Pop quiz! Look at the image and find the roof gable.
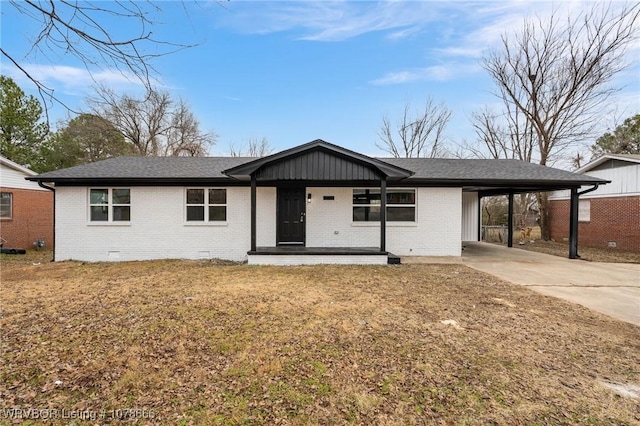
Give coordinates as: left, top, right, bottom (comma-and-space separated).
577, 154, 640, 173
0, 156, 37, 176
223, 139, 414, 181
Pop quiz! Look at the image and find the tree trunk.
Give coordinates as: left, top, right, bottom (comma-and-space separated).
537, 192, 550, 241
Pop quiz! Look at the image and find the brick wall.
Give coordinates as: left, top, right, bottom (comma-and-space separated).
55, 185, 464, 262
0, 187, 53, 249
55, 186, 253, 262
306, 187, 462, 256
549, 196, 640, 252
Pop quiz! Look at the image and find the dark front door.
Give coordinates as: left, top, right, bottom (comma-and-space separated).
277, 187, 305, 245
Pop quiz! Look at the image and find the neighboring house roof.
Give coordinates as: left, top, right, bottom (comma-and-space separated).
577, 153, 640, 173
27, 140, 608, 192
0, 155, 37, 176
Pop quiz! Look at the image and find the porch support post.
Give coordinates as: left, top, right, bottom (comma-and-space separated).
250, 175, 257, 252
380, 177, 387, 252
507, 191, 514, 248
569, 187, 579, 259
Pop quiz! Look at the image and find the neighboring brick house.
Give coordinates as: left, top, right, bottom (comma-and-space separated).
548, 154, 640, 252
0, 156, 54, 250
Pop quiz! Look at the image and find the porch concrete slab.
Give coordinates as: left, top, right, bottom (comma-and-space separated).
461, 242, 640, 326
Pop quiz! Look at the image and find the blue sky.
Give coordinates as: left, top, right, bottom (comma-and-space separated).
1, 1, 639, 158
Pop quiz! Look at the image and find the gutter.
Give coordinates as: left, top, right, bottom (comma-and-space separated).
37, 181, 55, 262
578, 183, 600, 196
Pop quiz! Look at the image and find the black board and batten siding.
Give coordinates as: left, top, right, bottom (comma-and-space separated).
255, 150, 382, 181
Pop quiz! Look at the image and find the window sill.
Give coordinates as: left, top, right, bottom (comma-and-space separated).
183, 222, 228, 227
87, 222, 131, 226
351, 222, 418, 227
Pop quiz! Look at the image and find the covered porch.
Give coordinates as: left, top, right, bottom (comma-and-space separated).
223, 140, 413, 265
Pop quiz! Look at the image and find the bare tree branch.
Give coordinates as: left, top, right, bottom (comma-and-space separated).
483, 2, 639, 166
2, 1, 209, 119
377, 97, 452, 158
89, 86, 216, 157
229, 138, 274, 157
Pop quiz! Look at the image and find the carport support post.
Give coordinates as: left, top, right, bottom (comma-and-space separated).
569, 187, 579, 259
250, 175, 257, 252
507, 191, 514, 248
380, 177, 387, 252
477, 194, 483, 242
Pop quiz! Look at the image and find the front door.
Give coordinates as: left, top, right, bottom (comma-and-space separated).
277, 187, 305, 245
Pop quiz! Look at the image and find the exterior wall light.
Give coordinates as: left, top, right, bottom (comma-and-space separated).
307, 193, 312, 203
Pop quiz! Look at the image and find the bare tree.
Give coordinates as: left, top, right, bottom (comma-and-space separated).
470, 105, 535, 162
165, 100, 215, 157
481, 2, 639, 239
1, 1, 211, 119
90, 87, 216, 156
470, 105, 539, 233
229, 137, 274, 157
377, 98, 452, 158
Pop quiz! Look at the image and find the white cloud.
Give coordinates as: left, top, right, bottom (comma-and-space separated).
371, 62, 481, 85
2, 63, 144, 96
217, 1, 444, 41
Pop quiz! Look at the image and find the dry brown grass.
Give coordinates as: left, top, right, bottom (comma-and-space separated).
1, 258, 639, 425
484, 226, 640, 264
515, 240, 640, 264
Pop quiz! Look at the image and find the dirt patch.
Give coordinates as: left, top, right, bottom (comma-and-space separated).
1, 260, 639, 424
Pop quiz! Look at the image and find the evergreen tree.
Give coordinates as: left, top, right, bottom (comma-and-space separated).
45, 114, 134, 170
0, 76, 49, 171
591, 114, 640, 157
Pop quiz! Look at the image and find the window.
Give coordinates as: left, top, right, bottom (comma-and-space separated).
89, 188, 130, 222
186, 188, 226, 222
0, 192, 12, 219
579, 199, 591, 222
353, 189, 415, 222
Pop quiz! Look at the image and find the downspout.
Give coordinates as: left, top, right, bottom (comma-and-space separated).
37, 181, 55, 262
568, 184, 599, 259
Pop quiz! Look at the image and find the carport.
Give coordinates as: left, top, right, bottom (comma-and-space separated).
465, 173, 608, 259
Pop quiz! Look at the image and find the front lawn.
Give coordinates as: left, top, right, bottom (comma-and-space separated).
1, 259, 638, 424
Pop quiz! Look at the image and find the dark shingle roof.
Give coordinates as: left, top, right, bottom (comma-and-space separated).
29, 155, 606, 189
381, 158, 602, 183
31, 156, 255, 180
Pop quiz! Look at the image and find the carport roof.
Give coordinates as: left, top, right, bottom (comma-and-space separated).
28, 140, 607, 192
381, 158, 608, 193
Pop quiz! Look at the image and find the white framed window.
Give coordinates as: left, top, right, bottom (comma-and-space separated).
186, 188, 227, 222
578, 199, 591, 222
89, 188, 130, 222
353, 188, 416, 222
0, 192, 12, 219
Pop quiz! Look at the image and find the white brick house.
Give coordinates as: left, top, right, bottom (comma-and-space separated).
28, 140, 605, 264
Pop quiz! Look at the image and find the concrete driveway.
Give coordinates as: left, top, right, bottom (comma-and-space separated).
460, 242, 640, 326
